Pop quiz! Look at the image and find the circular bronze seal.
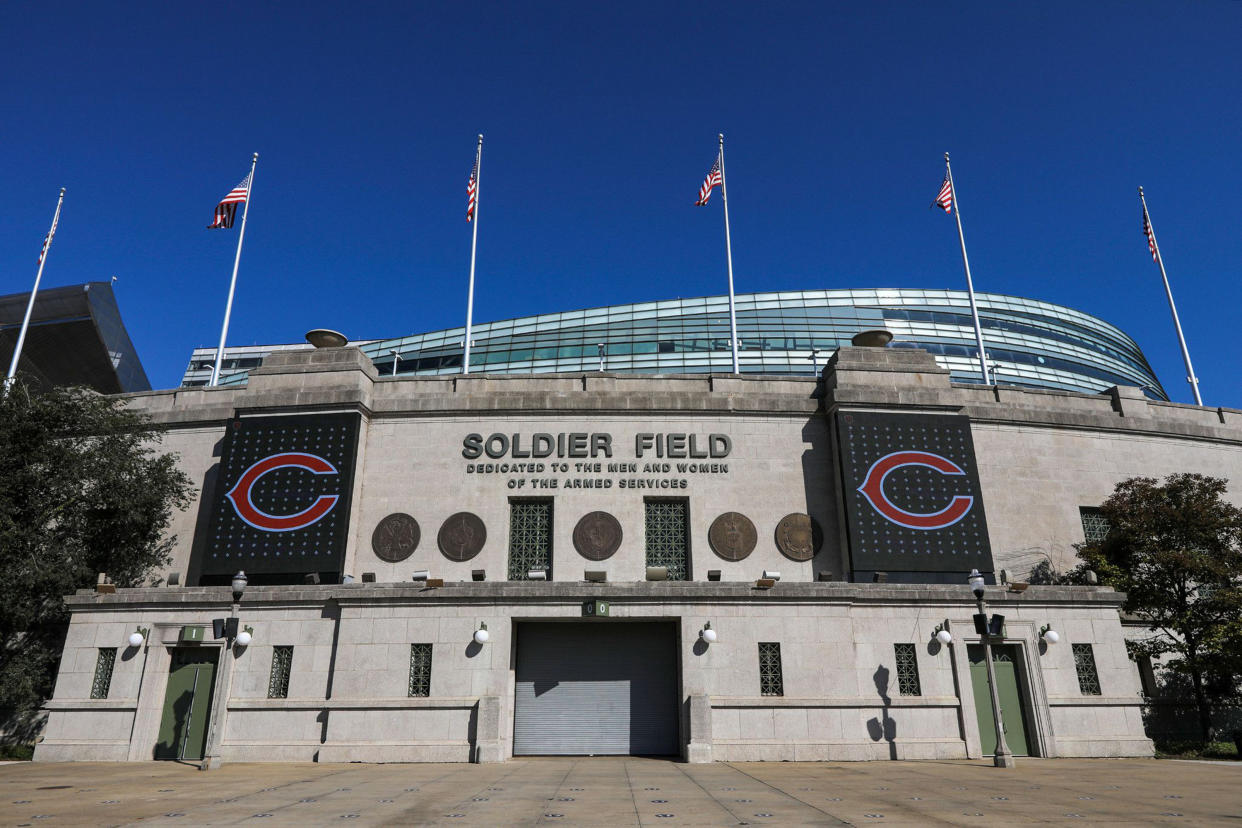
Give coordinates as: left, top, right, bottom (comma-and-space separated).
573, 511, 623, 561
371, 513, 420, 563
775, 513, 822, 562
708, 512, 757, 562
437, 512, 486, 562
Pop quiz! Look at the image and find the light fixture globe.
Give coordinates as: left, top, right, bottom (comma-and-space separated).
473, 623, 490, 645
1040, 626, 1060, 645
231, 570, 248, 602
935, 628, 953, 645
235, 630, 253, 647
699, 622, 717, 644
128, 631, 145, 647
967, 568, 986, 599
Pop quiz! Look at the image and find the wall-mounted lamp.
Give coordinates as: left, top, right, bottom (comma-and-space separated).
699, 622, 717, 644
411, 570, 430, 582
932, 622, 952, 645
762, 570, 781, 581
584, 570, 607, 583
646, 566, 669, 581
235, 625, 254, 648
128, 626, 150, 648
472, 569, 486, 581
1039, 624, 1060, 644
527, 569, 548, 581
473, 622, 490, 644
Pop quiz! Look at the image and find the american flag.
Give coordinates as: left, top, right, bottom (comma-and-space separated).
36, 209, 59, 267
1141, 203, 1158, 263
467, 153, 479, 222
695, 153, 722, 206
933, 173, 953, 214
208, 172, 252, 229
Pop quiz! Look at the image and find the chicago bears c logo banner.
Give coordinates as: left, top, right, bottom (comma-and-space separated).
836, 412, 992, 575
202, 413, 361, 578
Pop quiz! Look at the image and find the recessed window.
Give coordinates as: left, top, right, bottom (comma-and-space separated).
508, 500, 552, 580
90, 648, 117, 699
1072, 643, 1102, 695
1079, 507, 1111, 544
409, 643, 433, 697
894, 643, 922, 696
645, 499, 689, 581
267, 646, 293, 699
758, 642, 784, 697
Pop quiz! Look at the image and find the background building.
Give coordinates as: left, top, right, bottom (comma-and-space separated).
1, 281, 150, 393
181, 288, 1168, 399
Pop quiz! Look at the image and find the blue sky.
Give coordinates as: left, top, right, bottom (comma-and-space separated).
3, 2, 1240, 403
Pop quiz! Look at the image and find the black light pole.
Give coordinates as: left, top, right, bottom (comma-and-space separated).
969, 568, 1015, 767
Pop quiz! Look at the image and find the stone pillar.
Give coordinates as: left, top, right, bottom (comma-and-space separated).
685, 694, 713, 763
473, 695, 504, 763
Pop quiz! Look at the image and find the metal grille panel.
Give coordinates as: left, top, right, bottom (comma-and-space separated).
758, 642, 784, 696
508, 501, 552, 580
1080, 507, 1111, 544
1072, 643, 1102, 695
409, 643, 433, 697
268, 646, 293, 698
90, 648, 116, 699
644, 500, 689, 581
894, 643, 922, 696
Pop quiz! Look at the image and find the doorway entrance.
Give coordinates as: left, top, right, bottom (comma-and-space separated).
967, 643, 1033, 756
513, 622, 679, 756
154, 648, 218, 760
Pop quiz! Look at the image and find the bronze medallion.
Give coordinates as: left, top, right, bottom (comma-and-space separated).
708, 511, 757, 562
775, 513, 822, 562
371, 513, 420, 563
573, 511, 623, 561
437, 512, 486, 562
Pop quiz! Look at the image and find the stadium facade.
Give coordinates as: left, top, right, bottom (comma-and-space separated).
181, 288, 1169, 400
36, 329, 1242, 767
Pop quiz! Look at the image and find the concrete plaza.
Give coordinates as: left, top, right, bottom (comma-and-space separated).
0, 758, 1238, 826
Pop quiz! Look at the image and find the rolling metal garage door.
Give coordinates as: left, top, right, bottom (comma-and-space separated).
514, 622, 678, 756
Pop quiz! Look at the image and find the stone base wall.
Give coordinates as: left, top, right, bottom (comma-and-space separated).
35, 583, 1153, 764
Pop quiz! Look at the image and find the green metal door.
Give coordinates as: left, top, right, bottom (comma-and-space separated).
967, 644, 1032, 757
154, 648, 218, 760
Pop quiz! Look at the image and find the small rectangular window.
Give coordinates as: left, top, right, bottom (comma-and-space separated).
758, 642, 784, 696
1079, 507, 1111, 544
267, 646, 293, 699
1072, 643, 1102, 695
894, 643, 922, 696
645, 499, 690, 581
90, 648, 117, 699
409, 643, 433, 697
508, 500, 553, 580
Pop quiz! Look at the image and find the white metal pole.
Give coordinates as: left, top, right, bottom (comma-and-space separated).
5, 188, 65, 392
464, 134, 483, 374
945, 153, 991, 386
210, 153, 259, 387
1139, 187, 1202, 406
719, 134, 740, 374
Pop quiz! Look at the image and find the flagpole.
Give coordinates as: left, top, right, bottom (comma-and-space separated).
945, 153, 991, 386
463, 134, 483, 374
1139, 186, 1202, 406
719, 134, 740, 374
5, 188, 65, 393
210, 153, 259, 387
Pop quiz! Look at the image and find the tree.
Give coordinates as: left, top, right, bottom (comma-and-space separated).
1076, 473, 1242, 743
0, 380, 193, 726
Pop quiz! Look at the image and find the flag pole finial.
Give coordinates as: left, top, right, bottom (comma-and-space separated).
1138, 185, 1144, 196
59, 187, 65, 195
944, 152, 950, 162
718, 133, 724, 143
252, 152, 258, 161
477, 133, 483, 143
